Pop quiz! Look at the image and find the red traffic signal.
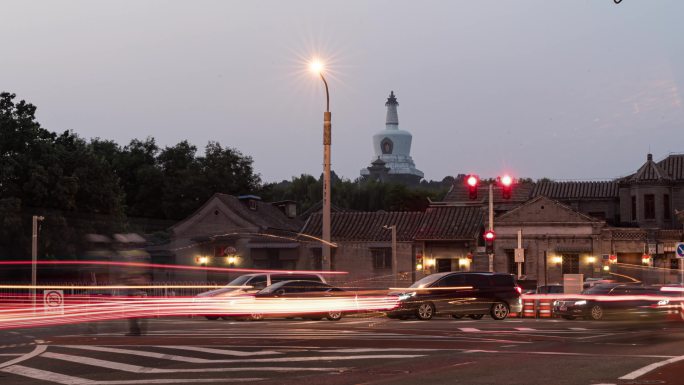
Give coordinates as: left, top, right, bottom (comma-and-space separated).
466, 174, 479, 200
484, 230, 495, 254
498, 174, 514, 200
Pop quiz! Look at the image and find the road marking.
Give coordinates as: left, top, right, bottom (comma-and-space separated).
0, 344, 46, 369
1, 365, 262, 384
158, 346, 282, 356
459, 328, 480, 332
569, 327, 587, 330
619, 354, 684, 380
65, 345, 425, 363
43, 352, 348, 373
515, 327, 536, 331
317, 348, 438, 353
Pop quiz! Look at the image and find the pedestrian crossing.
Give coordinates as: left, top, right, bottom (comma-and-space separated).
0, 344, 426, 385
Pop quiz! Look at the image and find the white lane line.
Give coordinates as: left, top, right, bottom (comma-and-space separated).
64, 345, 425, 363
0, 365, 262, 384
619, 354, 684, 380
515, 327, 535, 331
43, 352, 348, 373
317, 348, 437, 353
458, 328, 480, 332
157, 346, 282, 356
569, 327, 587, 330
0, 344, 46, 369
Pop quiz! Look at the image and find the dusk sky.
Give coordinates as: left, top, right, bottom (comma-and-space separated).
2, 1, 683, 183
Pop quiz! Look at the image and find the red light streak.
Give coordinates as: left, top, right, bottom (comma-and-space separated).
0, 260, 348, 275
0, 292, 399, 330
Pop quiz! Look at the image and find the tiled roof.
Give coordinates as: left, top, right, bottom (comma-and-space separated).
531, 181, 618, 200
214, 194, 303, 232
657, 154, 684, 181
300, 211, 424, 242
299, 206, 484, 242
414, 206, 484, 240
620, 154, 673, 183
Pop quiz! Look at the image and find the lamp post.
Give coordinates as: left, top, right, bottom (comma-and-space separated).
31, 215, 45, 310
310, 60, 332, 271
383, 225, 398, 287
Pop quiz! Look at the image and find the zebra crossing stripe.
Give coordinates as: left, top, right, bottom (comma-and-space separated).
42, 352, 348, 373
1, 365, 262, 384
64, 345, 425, 363
157, 346, 282, 356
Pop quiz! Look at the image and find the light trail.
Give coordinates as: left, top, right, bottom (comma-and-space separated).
0, 260, 348, 275
0, 292, 399, 330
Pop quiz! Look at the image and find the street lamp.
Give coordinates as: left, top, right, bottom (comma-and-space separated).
310, 59, 332, 271
31, 215, 44, 310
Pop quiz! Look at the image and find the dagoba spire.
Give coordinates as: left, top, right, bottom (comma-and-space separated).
385, 91, 399, 128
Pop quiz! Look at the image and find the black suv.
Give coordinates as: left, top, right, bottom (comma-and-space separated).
387, 272, 522, 321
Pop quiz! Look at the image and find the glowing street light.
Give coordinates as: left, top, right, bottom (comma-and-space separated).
310, 58, 332, 271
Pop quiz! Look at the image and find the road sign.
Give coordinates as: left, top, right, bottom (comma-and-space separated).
43, 289, 64, 315
514, 248, 525, 263
676, 243, 684, 259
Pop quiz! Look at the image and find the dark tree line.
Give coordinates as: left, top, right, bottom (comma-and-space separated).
0, 92, 260, 259
260, 174, 452, 214
0, 92, 450, 261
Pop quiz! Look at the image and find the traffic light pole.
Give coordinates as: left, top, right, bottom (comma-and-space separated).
488, 183, 494, 272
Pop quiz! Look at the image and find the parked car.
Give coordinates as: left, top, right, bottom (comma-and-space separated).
195, 272, 326, 320
552, 283, 670, 320
386, 272, 523, 321
253, 280, 354, 321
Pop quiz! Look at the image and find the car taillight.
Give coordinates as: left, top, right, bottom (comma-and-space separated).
515, 286, 522, 295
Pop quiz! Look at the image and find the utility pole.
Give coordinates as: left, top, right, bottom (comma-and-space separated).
517, 229, 523, 278
488, 183, 494, 272
31, 215, 45, 310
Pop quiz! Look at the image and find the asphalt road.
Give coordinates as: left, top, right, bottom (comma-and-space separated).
1, 315, 683, 385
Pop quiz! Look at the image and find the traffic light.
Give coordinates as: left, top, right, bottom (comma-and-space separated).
499, 174, 513, 200
466, 174, 479, 200
484, 230, 495, 254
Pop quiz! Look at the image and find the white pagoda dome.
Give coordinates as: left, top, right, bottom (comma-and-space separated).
360, 91, 423, 183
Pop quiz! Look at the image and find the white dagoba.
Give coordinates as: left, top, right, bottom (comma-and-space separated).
360, 91, 423, 183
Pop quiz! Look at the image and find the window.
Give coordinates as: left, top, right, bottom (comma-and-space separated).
464, 274, 490, 288
491, 274, 515, 287
506, 250, 525, 275
246, 276, 267, 290
644, 194, 655, 220
562, 254, 579, 274
370, 248, 392, 269
664, 194, 671, 220
436, 274, 466, 287
631, 196, 637, 221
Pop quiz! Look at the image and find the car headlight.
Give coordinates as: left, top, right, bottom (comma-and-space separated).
553, 300, 559, 306
398, 292, 416, 301
657, 299, 669, 306
574, 300, 587, 306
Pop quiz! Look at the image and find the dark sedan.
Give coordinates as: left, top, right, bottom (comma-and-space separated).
253, 280, 353, 321
552, 284, 671, 320
387, 272, 523, 321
